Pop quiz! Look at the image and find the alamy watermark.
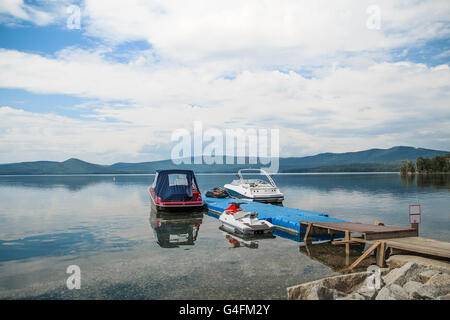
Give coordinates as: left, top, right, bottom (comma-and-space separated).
366, 5, 381, 30
66, 265, 81, 290
66, 5, 81, 30
171, 121, 280, 173
366, 265, 382, 290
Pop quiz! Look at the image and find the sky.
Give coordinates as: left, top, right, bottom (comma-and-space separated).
0, 0, 449, 164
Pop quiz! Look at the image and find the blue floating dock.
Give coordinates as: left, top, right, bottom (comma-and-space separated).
205, 197, 347, 241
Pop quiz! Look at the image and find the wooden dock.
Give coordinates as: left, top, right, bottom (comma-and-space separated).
299, 221, 450, 271
300, 221, 418, 241
364, 237, 450, 259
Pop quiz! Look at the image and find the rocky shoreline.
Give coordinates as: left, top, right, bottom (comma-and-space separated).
287, 255, 450, 300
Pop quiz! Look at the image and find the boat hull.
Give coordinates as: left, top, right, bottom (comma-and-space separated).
224, 186, 284, 203
149, 187, 205, 212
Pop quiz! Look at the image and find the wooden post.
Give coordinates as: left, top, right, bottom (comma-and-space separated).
376, 241, 386, 267
345, 230, 350, 266
348, 241, 381, 271
410, 223, 419, 234
304, 223, 313, 243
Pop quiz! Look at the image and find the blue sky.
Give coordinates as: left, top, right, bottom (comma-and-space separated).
0, 1, 449, 164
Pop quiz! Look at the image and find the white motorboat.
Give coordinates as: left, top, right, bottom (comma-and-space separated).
218, 202, 274, 235
224, 169, 284, 203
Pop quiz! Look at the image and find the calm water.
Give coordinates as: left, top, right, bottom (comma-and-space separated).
0, 173, 449, 299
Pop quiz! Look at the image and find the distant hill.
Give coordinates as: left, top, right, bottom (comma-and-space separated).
280, 146, 449, 172
0, 146, 448, 175
0, 158, 121, 175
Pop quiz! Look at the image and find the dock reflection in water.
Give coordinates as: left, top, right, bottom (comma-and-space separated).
149, 209, 205, 248
299, 241, 366, 272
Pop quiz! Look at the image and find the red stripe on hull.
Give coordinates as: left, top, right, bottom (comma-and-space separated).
149, 187, 204, 208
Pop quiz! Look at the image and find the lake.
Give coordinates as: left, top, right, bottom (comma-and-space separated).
0, 173, 449, 299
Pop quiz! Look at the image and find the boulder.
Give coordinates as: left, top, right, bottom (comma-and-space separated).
382, 262, 422, 287
427, 272, 450, 288
354, 285, 378, 300
387, 255, 450, 273
290, 283, 347, 300
419, 269, 439, 283
437, 293, 450, 300
379, 268, 391, 276
287, 271, 370, 300
375, 284, 409, 300
403, 281, 423, 296
337, 292, 366, 300
410, 284, 442, 300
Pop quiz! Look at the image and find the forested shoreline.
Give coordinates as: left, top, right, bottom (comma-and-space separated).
400, 154, 450, 175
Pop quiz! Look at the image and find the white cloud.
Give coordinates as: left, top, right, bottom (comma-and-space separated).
81, 0, 450, 66
0, 47, 449, 162
0, 106, 172, 163
0, 1, 449, 162
0, 0, 55, 26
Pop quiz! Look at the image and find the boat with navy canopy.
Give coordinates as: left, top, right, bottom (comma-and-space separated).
149, 169, 204, 211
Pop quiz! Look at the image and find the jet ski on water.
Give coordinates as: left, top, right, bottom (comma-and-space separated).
219, 202, 274, 235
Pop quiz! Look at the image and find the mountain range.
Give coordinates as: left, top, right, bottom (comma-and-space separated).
0, 146, 448, 175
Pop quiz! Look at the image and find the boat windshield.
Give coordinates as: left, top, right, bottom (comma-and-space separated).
239, 171, 275, 187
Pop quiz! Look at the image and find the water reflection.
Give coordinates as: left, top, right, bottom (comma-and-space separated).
299, 241, 366, 272
149, 209, 204, 248
416, 174, 450, 190
218, 225, 276, 249
0, 175, 154, 191
3, 173, 448, 194
399, 174, 450, 190
0, 228, 139, 263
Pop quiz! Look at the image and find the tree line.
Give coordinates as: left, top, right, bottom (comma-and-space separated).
400, 154, 450, 175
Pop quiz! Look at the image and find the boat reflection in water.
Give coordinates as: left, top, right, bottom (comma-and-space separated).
149, 209, 205, 248
218, 225, 275, 249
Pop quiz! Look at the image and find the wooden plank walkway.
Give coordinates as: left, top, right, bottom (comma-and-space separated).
366, 237, 450, 259
300, 221, 418, 241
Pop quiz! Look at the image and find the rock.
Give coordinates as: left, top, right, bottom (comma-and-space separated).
428, 272, 450, 288
287, 271, 371, 300
403, 281, 423, 296
379, 268, 391, 276
354, 285, 379, 300
387, 255, 450, 274
419, 269, 440, 283
337, 292, 366, 300
438, 293, 450, 300
427, 272, 450, 295
410, 284, 442, 300
293, 284, 347, 300
382, 262, 422, 287
375, 284, 409, 300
